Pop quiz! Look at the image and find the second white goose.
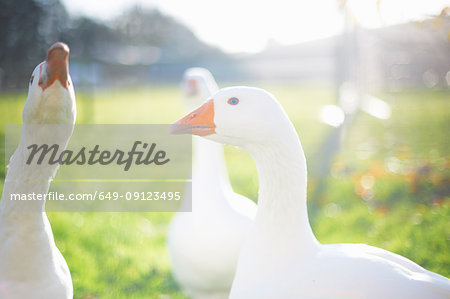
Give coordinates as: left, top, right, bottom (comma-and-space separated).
0, 42, 75, 299
167, 69, 256, 298
171, 86, 450, 299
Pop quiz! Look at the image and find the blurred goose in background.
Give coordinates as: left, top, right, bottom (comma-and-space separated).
167, 68, 256, 298
171, 86, 450, 299
0, 43, 75, 299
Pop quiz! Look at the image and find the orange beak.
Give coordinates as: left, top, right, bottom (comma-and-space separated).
170, 99, 216, 136
39, 42, 70, 90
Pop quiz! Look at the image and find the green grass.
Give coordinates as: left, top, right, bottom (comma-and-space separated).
312, 90, 450, 276
0, 85, 449, 298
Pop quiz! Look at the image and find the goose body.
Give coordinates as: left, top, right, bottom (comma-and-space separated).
171, 86, 450, 299
0, 43, 74, 299
167, 69, 256, 298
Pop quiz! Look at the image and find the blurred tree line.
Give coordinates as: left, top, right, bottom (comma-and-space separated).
0, 0, 226, 90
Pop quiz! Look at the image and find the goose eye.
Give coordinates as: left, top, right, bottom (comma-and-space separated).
227, 97, 239, 105
30, 75, 34, 85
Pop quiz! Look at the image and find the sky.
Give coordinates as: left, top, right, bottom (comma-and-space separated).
61, 0, 449, 53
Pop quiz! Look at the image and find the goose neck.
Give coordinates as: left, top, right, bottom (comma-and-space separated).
193, 136, 232, 192
0, 137, 56, 215
245, 131, 319, 250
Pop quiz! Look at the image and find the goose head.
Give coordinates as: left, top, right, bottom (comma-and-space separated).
23, 42, 76, 125
181, 68, 218, 110
171, 86, 293, 148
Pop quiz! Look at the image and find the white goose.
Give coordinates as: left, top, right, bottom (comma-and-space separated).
0, 42, 75, 299
171, 86, 450, 299
167, 69, 256, 298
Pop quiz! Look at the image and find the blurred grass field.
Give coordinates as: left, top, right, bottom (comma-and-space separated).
0, 85, 449, 298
